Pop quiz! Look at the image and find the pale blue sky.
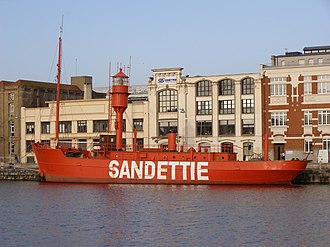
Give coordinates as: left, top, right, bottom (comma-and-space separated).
1, 0, 330, 87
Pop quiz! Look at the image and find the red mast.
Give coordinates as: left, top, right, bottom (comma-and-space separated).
55, 21, 63, 143
111, 68, 130, 151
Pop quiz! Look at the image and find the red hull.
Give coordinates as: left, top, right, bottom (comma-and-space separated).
32, 144, 307, 185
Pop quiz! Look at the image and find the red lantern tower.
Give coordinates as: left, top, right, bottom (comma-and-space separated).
111, 68, 130, 150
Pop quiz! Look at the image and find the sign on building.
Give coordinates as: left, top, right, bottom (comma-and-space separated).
317, 150, 329, 163
157, 76, 177, 84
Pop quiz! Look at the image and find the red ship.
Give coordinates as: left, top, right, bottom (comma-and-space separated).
32, 134, 307, 184
32, 28, 307, 184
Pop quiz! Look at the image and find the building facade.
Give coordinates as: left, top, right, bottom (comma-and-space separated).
20, 92, 148, 164
0, 79, 85, 164
261, 46, 330, 162
148, 68, 262, 160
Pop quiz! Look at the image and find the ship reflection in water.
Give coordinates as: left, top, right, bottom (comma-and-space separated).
0, 182, 329, 246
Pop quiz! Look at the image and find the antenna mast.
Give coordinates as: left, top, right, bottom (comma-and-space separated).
107, 62, 112, 151
55, 16, 63, 143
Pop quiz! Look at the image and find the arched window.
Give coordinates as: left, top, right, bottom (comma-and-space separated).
243, 142, 254, 159
242, 78, 254, 94
158, 89, 178, 112
219, 79, 234, 95
196, 80, 212, 96
221, 142, 233, 153
199, 142, 211, 152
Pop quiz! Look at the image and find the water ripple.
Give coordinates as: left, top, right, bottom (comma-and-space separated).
0, 182, 329, 247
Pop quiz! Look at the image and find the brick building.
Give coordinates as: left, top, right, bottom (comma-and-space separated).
261, 46, 330, 162
0, 76, 104, 164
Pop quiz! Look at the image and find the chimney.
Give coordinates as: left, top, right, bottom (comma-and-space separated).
71, 76, 92, 99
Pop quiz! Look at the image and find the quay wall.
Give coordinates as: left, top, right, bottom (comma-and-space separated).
0, 163, 39, 181
293, 164, 330, 184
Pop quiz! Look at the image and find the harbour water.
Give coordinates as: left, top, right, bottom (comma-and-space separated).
0, 182, 329, 247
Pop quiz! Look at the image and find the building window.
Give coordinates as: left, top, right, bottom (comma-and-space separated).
9, 103, 14, 117
41, 140, 50, 146
219, 120, 235, 135
308, 59, 314, 65
133, 119, 143, 131
219, 100, 235, 114
304, 82, 312, 95
304, 112, 312, 125
219, 79, 234, 95
59, 121, 72, 133
317, 82, 330, 94
9, 142, 14, 153
298, 59, 305, 65
242, 99, 254, 113
318, 111, 330, 125
304, 140, 313, 153
199, 142, 211, 152
196, 121, 212, 136
242, 78, 254, 95
136, 138, 144, 151
271, 112, 287, 126
26, 141, 33, 153
221, 142, 233, 153
196, 80, 212, 96
197, 101, 212, 115
159, 121, 177, 136
270, 84, 286, 96
322, 138, 330, 150
27, 156, 35, 164
242, 119, 254, 135
77, 120, 87, 133
58, 140, 72, 148
8, 93, 15, 101
41, 122, 50, 134
78, 139, 87, 150
318, 58, 323, 64
243, 142, 254, 158
26, 122, 35, 134
93, 120, 108, 132
123, 119, 126, 132
158, 90, 178, 112
9, 121, 14, 136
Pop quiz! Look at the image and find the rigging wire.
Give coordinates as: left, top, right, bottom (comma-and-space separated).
48, 42, 58, 82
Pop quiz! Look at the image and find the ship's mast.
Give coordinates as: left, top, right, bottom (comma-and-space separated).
55, 19, 63, 143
